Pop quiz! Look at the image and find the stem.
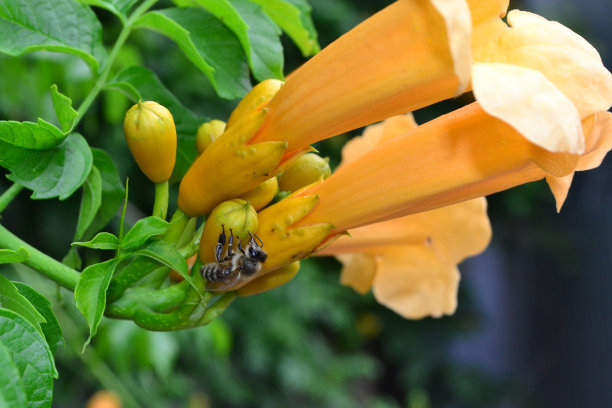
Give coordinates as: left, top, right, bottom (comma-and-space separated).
0, 225, 80, 291
69, 0, 159, 132
0, 183, 23, 214
152, 181, 169, 220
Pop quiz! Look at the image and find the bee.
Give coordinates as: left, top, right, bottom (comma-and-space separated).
201, 225, 268, 291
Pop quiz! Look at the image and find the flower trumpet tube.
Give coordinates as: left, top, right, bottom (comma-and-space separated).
177, 109, 287, 216
296, 104, 612, 235
253, 0, 477, 151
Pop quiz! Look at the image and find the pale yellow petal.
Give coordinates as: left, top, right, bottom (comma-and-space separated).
372, 247, 460, 319
472, 62, 584, 154
430, 0, 473, 94
336, 253, 377, 295
340, 114, 417, 166
473, 10, 612, 118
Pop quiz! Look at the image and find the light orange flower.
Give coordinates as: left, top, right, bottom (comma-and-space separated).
312, 114, 492, 318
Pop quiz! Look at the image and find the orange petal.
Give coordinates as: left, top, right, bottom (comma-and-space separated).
545, 111, 612, 211
299, 102, 578, 233
372, 246, 460, 319
255, 0, 459, 151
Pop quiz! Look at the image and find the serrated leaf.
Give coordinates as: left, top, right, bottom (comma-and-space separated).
0, 341, 28, 408
50, 84, 78, 133
0, 248, 29, 264
75, 166, 102, 241
73, 232, 119, 250
0, 133, 93, 200
0, 276, 46, 337
0, 118, 65, 150
81, 149, 126, 240
0, 0, 107, 71
121, 217, 170, 250
135, 7, 251, 99
0, 308, 55, 408
75, 259, 118, 348
13, 283, 63, 356
249, 0, 319, 56
135, 239, 190, 280
81, 0, 138, 21
106, 66, 207, 181
230, 0, 283, 80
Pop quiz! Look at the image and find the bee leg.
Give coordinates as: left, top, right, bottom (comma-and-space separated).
227, 229, 235, 258
249, 231, 264, 248
237, 239, 246, 255
215, 225, 227, 263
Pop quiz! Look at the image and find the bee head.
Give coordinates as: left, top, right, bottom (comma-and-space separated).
248, 245, 267, 263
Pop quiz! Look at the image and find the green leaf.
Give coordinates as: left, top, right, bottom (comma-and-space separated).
0, 133, 93, 200
73, 232, 119, 250
13, 283, 63, 356
0, 308, 55, 408
75, 166, 102, 241
0, 248, 29, 264
0, 341, 28, 408
0, 0, 107, 71
74, 259, 118, 348
230, 0, 283, 81
106, 66, 206, 181
103, 80, 142, 102
0, 276, 46, 337
81, 149, 126, 240
135, 240, 190, 282
50, 84, 78, 133
134, 7, 251, 99
0, 119, 65, 150
172, 0, 253, 72
249, 0, 320, 56
81, 0, 138, 21
121, 217, 170, 250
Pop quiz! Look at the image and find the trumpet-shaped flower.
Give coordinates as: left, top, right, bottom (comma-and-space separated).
182, 1, 612, 312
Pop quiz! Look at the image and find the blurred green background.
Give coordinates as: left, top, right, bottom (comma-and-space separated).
0, 0, 610, 407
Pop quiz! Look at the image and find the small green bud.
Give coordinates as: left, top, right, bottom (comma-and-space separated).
199, 199, 258, 263
277, 153, 331, 192
196, 119, 226, 154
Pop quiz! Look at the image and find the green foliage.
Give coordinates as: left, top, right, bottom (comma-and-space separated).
0, 0, 107, 71
0, 133, 92, 200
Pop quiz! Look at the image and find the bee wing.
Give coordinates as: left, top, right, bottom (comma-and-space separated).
205, 268, 244, 292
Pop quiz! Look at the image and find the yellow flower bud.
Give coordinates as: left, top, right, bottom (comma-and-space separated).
199, 199, 258, 264
238, 177, 278, 211
226, 79, 283, 128
237, 261, 300, 296
123, 100, 177, 183
196, 119, 226, 154
277, 153, 331, 192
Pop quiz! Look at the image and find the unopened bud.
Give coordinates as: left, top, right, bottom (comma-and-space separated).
238, 177, 278, 211
199, 199, 258, 263
226, 79, 283, 128
196, 119, 226, 154
277, 153, 331, 192
123, 100, 177, 183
